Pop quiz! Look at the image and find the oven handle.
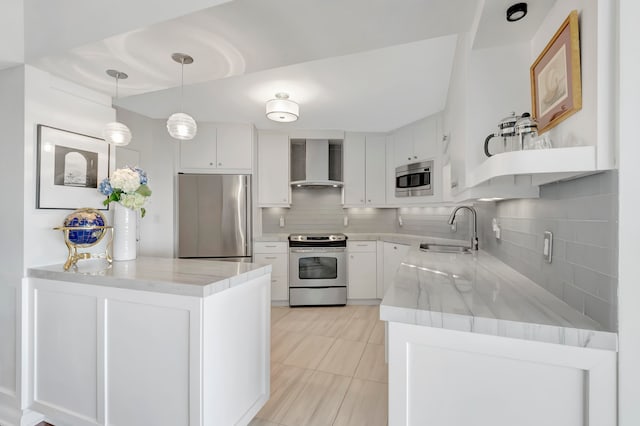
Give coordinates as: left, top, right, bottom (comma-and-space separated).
290, 248, 346, 254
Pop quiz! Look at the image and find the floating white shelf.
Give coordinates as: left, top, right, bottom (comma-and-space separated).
468, 146, 597, 187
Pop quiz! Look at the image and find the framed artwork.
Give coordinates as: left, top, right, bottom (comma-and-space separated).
37, 124, 111, 210
530, 10, 582, 134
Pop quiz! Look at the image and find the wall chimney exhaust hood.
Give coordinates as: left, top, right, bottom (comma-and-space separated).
290, 139, 343, 188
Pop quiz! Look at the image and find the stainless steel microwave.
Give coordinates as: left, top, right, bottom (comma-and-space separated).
395, 160, 433, 197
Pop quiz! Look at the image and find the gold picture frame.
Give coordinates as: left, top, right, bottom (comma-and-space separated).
530, 10, 582, 134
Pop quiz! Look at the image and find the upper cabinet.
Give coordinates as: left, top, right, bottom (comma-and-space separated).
179, 123, 253, 173
257, 131, 290, 207
343, 133, 386, 207
392, 118, 437, 168
442, 1, 617, 201
386, 114, 443, 205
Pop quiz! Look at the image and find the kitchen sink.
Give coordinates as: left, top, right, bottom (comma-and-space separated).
419, 243, 472, 254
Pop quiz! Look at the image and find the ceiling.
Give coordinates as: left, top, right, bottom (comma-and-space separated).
27, 0, 555, 132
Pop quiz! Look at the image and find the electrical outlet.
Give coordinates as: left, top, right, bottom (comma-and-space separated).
279, 216, 285, 228
543, 231, 553, 263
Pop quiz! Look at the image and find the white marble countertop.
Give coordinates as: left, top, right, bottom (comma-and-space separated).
28, 257, 271, 298
256, 232, 466, 247
380, 248, 618, 351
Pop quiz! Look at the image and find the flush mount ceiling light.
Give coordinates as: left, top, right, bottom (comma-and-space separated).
506, 2, 528, 22
266, 93, 299, 123
103, 69, 132, 146
167, 53, 197, 141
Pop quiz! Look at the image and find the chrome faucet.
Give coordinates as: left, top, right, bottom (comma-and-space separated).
448, 206, 479, 251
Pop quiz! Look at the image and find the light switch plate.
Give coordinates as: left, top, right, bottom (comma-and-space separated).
543, 231, 553, 263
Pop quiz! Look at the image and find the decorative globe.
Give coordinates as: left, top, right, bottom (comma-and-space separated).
63, 208, 108, 247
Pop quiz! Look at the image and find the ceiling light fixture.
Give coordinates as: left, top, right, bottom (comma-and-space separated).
506, 3, 528, 22
167, 53, 197, 140
266, 93, 299, 123
103, 69, 132, 146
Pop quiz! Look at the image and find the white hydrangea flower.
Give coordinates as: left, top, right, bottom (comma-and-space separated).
120, 193, 147, 211
110, 168, 141, 193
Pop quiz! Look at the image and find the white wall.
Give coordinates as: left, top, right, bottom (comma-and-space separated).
530, 0, 616, 168
0, 66, 25, 425
0, 0, 24, 68
115, 108, 176, 257
442, 33, 469, 190
617, 0, 640, 423
0, 65, 115, 425
466, 42, 531, 172
23, 66, 115, 268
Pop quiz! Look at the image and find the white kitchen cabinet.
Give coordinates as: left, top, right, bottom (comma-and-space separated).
254, 242, 289, 302
343, 133, 386, 207
216, 123, 253, 170
258, 131, 290, 207
348, 241, 378, 300
179, 122, 217, 170
343, 133, 366, 205
392, 117, 437, 168
179, 123, 253, 172
382, 242, 410, 297
387, 321, 616, 426
365, 135, 387, 205
26, 272, 270, 426
386, 115, 443, 205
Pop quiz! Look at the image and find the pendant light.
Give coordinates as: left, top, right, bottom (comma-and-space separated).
103, 69, 132, 146
266, 93, 299, 122
167, 53, 197, 140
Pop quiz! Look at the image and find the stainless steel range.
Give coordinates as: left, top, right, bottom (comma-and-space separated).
288, 233, 347, 306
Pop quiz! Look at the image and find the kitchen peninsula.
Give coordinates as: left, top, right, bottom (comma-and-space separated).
24, 257, 272, 426
381, 248, 617, 426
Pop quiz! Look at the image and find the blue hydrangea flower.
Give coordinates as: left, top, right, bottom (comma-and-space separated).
98, 178, 113, 196
133, 167, 148, 185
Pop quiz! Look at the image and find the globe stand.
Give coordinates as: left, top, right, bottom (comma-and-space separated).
54, 226, 114, 271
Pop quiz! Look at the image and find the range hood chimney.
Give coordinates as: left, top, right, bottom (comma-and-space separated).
290, 139, 343, 188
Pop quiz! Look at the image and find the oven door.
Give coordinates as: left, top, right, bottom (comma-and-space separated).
289, 248, 346, 288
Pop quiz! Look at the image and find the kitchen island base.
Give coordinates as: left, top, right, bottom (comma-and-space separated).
23, 259, 271, 426
387, 321, 616, 426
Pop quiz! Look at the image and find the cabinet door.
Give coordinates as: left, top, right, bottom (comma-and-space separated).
412, 117, 438, 162
179, 123, 217, 169
343, 133, 366, 206
365, 135, 387, 205
258, 132, 290, 206
348, 251, 377, 299
382, 242, 410, 296
216, 124, 252, 170
393, 126, 414, 167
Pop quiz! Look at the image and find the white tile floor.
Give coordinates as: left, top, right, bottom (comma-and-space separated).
250, 305, 388, 426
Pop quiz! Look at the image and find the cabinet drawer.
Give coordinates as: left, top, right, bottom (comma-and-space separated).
348, 241, 377, 252
254, 253, 288, 277
254, 242, 287, 253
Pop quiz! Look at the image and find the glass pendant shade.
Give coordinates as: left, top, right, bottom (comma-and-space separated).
167, 53, 197, 141
266, 93, 299, 122
103, 121, 132, 146
167, 112, 198, 140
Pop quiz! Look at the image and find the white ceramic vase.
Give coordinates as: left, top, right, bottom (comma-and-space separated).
112, 203, 137, 261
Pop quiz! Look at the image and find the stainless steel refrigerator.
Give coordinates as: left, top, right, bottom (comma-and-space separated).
177, 173, 251, 261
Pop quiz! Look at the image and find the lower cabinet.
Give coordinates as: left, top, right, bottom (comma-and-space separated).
254, 242, 289, 302
347, 241, 378, 300
382, 242, 411, 297
26, 276, 271, 426
387, 321, 617, 426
